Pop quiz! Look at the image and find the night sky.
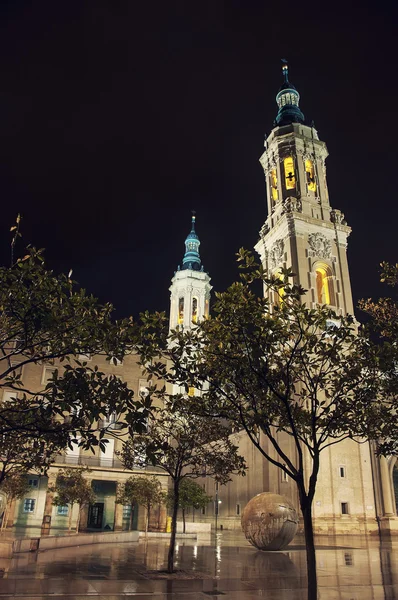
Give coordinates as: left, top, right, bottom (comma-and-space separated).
0, 2, 397, 319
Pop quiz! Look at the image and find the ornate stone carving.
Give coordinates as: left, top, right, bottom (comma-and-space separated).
308, 233, 332, 259
283, 196, 302, 213
330, 209, 347, 225
269, 239, 284, 270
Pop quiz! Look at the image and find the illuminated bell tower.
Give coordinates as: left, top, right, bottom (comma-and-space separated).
255, 61, 354, 314
169, 213, 211, 331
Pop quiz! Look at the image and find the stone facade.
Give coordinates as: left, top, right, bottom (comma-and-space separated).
2, 353, 168, 533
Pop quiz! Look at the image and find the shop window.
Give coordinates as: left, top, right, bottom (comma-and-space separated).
305, 159, 317, 192
178, 297, 184, 325
284, 157, 296, 190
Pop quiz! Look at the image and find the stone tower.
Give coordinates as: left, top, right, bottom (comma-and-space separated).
169, 213, 211, 331
255, 61, 353, 316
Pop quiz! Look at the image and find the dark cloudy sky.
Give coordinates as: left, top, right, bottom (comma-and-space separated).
0, 2, 396, 318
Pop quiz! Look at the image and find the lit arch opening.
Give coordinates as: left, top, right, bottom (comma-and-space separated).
273, 270, 285, 306
305, 159, 317, 192
284, 157, 296, 190
192, 297, 198, 323
315, 265, 333, 305
270, 168, 278, 203
178, 297, 184, 325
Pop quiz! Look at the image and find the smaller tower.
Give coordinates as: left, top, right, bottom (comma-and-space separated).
169, 213, 212, 330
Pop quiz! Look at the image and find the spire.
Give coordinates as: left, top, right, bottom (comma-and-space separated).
181, 211, 202, 271
275, 60, 305, 126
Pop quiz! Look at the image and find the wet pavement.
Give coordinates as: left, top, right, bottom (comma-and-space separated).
0, 529, 398, 599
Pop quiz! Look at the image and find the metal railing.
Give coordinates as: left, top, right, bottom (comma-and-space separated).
52, 454, 163, 473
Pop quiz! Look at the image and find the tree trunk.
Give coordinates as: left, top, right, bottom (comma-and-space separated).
76, 507, 81, 533
145, 505, 150, 536
68, 504, 73, 533
182, 508, 186, 533
300, 494, 317, 600
129, 505, 133, 531
167, 480, 180, 573
1, 502, 10, 532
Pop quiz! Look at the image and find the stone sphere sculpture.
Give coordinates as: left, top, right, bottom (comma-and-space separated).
241, 492, 299, 551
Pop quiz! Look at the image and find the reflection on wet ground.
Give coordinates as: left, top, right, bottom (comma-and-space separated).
0, 530, 397, 598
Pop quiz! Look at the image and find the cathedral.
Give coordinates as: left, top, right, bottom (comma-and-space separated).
3, 63, 398, 536
171, 62, 398, 536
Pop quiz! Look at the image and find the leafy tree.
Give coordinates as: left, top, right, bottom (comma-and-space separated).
0, 474, 30, 531
120, 397, 246, 573
49, 467, 96, 532
116, 475, 164, 535
359, 261, 398, 455
166, 478, 212, 533
0, 221, 148, 473
136, 251, 380, 599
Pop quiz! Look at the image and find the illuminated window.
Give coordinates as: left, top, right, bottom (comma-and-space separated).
315, 267, 331, 305
284, 157, 296, 190
188, 387, 195, 397
192, 297, 198, 323
178, 298, 184, 325
305, 159, 317, 192
205, 298, 210, 317
273, 270, 285, 306
23, 499, 36, 513
270, 169, 278, 203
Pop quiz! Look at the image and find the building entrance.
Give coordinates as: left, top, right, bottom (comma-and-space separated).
87, 503, 104, 529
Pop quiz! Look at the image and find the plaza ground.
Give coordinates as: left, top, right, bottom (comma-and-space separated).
0, 529, 397, 599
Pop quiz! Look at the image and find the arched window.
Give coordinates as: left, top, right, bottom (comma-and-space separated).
178, 297, 184, 325
270, 168, 278, 203
305, 159, 317, 192
315, 266, 333, 305
284, 157, 296, 190
192, 297, 198, 323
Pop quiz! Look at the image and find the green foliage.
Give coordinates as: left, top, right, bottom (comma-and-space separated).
135, 248, 382, 578
116, 475, 164, 510
119, 378, 245, 571
359, 261, 398, 454
50, 467, 95, 508
120, 398, 246, 485
116, 476, 164, 534
166, 478, 211, 512
0, 473, 30, 502
0, 228, 149, 480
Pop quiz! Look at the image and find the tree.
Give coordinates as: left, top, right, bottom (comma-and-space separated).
120, 397, 246, 573
137, 251, 380, 599
0, 474, 30, 531
166, 478, 212, 533
359, 261, 398, 455
0, 222, 148, 477
116, 476, 164, 535
49, 467, 96, 533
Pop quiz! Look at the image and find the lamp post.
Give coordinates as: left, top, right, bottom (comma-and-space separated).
215, 482, 219, 532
